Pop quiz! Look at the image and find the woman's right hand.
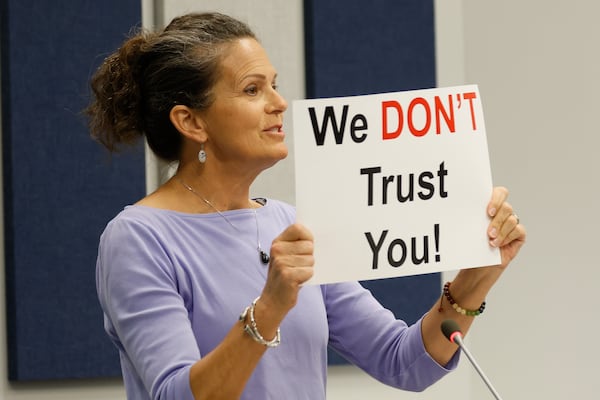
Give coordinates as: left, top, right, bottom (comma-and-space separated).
260, 223, 315, 317
189, 225, 314, 398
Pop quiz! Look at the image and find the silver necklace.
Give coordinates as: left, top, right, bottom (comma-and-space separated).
178, 178, 270, 264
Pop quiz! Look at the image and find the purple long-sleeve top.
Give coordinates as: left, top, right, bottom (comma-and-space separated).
96, 199, 456, 399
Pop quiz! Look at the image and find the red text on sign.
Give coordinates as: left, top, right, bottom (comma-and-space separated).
382, 92, 478, 140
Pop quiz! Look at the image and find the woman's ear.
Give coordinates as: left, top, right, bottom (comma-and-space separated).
169, 105, 207, 142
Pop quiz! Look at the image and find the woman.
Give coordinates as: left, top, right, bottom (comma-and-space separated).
86, 12, 526, 400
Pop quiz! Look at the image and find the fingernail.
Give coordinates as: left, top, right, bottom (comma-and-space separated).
489, 207, 496, 217
489, 228, 497, 238
490, 238, 499, 247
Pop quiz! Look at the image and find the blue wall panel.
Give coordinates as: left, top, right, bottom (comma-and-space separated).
1, 0, 144, 380
303, 0, 441, 364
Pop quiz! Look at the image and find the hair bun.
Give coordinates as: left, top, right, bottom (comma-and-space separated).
85, 32, 149, 151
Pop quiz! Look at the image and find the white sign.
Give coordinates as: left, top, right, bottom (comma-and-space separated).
293, 85, 500, 284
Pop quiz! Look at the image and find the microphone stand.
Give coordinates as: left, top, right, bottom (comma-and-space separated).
452, 334, 504, 400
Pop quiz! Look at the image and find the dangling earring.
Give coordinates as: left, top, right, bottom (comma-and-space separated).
198, 143, 207, 163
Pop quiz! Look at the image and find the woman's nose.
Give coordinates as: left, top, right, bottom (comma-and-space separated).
266, 88, 288, 113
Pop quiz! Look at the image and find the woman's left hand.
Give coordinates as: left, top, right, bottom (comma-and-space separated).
487, 186, 527, 269
421, 186, 526, 366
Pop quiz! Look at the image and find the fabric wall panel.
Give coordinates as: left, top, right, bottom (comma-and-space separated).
305, 0, 436, 97
1, 0, 144, 380
303, 0, 440, 364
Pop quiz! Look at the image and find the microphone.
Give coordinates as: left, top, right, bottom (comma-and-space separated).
441, 319, 504, 400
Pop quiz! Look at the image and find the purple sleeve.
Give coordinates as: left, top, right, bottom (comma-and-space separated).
322, 281, 458, 392
96, 217, 196, 400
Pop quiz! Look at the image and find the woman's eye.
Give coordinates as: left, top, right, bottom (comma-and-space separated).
244, 85, 258, 95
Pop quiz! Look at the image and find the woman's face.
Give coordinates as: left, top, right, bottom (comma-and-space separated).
199, 37, 289, 174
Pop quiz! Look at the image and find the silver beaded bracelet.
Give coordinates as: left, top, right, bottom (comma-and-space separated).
239, 296, 281, 348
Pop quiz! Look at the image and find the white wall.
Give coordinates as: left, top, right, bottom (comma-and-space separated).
462, 1, 600, 398
329, 1, 600, 398
1, 0, 598, 399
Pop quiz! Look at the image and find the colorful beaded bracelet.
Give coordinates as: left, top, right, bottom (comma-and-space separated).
438, 281, 486, 316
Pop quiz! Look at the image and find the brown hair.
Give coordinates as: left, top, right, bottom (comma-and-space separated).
84, 12, 256, 161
